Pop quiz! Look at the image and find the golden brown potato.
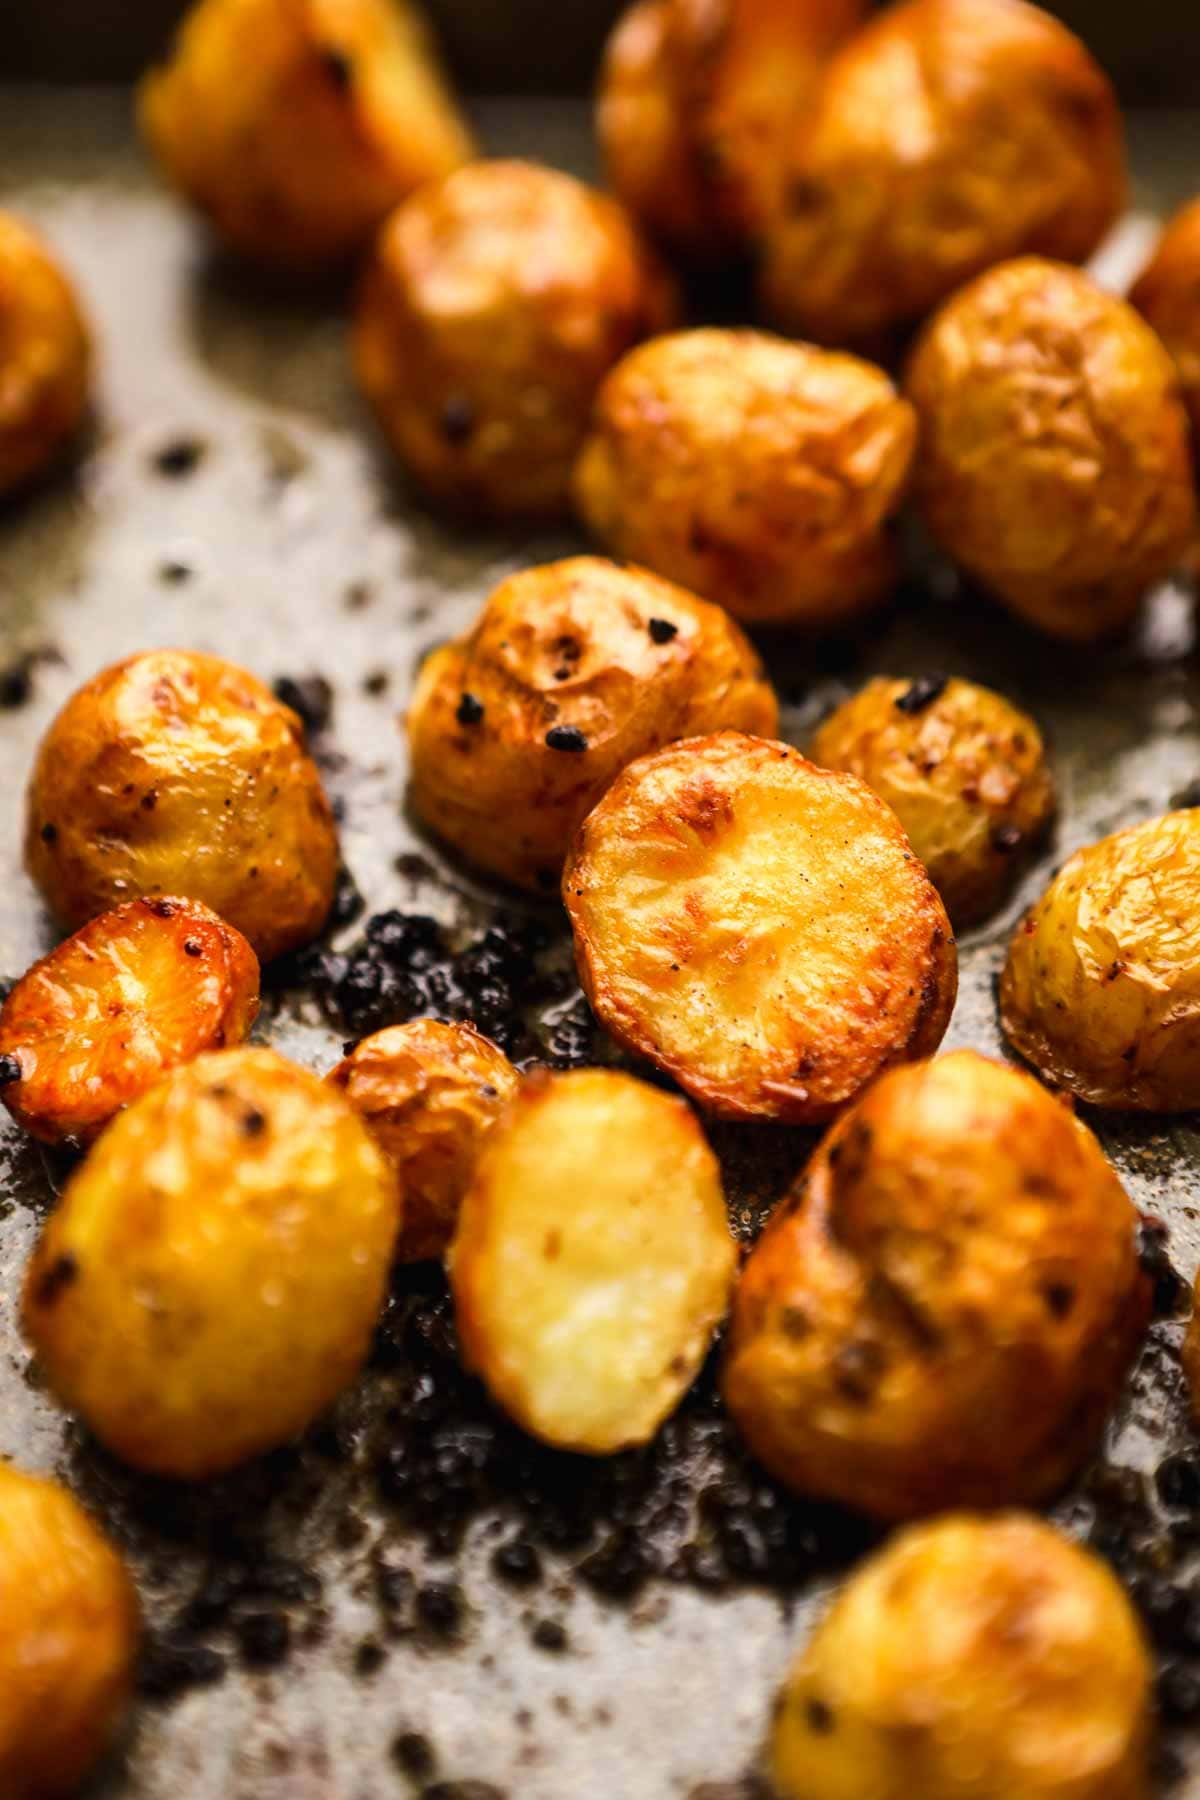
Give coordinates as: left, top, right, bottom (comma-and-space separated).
761, 0, 1126, 350
407, 556, 778, 890
23, 1046, 398, 1479
573, 329, 916, 628
353, 160, 677, 518
139, 0, 473, 273
328, 1018, 518, 1262
0, 1462, 138, 1800
25, 649, 338, 964
0, 895, 259, 1147
0, 211, 90, 498
450, 1067, 735, 1453
771, 1512, 1152, 1800
811, 676, 1056, 927
565, 732, 956, 1124
905, 258, 1197, 641
724, 1050, 1147, 1519
1131, 197, 1200, 441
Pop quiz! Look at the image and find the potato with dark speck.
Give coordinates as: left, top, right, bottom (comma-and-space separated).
1131, 197, 1200, 441
0, 211, 90, 496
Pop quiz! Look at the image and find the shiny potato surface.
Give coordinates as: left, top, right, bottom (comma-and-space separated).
353, 160, 677, 518
407, 556, 778, 890
565, 732, 955, 1124
761, 0, 1125, 350
450, 1068, 735, 1453
0, 895, 259, 1147
0, 1462, 138, 1800
723, 1050, 1147, 1519
573, 329, 916, 628
905, 258, 1197, 641
0, 211, 90, 497
139, 0, 473, 273
23, 1046, 398, 1479
1131, 197, 1200, 440
25, 649, 338, 964
811, 676, 1055, 927
328, 1018, 518, 1262
771, 1512, 1152, 1800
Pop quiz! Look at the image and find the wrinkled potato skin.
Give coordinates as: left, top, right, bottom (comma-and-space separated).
407, 557, 777, 889
761, 0, 1126, 349
354, 161, 678, 518
906, 258, 1197, 641
25, 649, 338, 963
139, 0, 474, 273
1131, 198, 1200, 441
0, 1463, 138, 1800
0, 212, 90, 497
811, 677, 1055, 927
724, 1051, 1148, 1519
0, 895, 259, 1147
574, 329, 916, 628
328, 1019, 518, 1262
771, 1513, 1152, 1800
23, 1047, 398, 1479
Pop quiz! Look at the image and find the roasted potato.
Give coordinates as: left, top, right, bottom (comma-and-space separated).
23, 1046, 398, 1479
760, 0, 1126, 350
407, 556, 778, 890
25, 649, 338, 964
771, 1512, 1152, 1800
724, 1050, 1147, 1519
0, 211, 90, 498
573, 329, 916, 628
353, 160, 677, 518
565, 732, 956, 1124
139, 0, 473, 273
811, 676, 1055, 927
0, 1462, 138, 1800
1131, 197, 1200, 442
450, 1068, 735, 1453
905, 258, 1197, 641
328, 1018, 518, 1262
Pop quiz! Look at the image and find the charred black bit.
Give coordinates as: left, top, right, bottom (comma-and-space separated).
894, 675, 948, 715
990, 823, 1023, 853
40, 822, 58, 846
392, 1732, 436, 1779
241, 1107, 267, 1138
805, 1698, 834, 1734
531, 1618, 568, 1653
330, 864, 365, 929
152, 437, 206, 479
273, 674, 333, 737
32, 1251, 78, 1307
1041, 1281, 1075, 1319
456, 692, 485, 727
441, 395, 476, 446
320, 45, 353, 87
138, 1636, 227, 1701
0, 657, 33, 709
1157, 1454, 1200, 1511
417, 1581, 465, 1638
0, 1053, 22, 1087
148, 898, 176, 918
648, 617, 678, 645
545, 725, 588, 753
354, 1639, 386, 1676
421, 1783, 507, 1800
363, 669, 389, 697
159, 559, 192, 584
492, 1538, 542, 1587
234, 1610, 291, 1667
1136, 1217, 1189, 1319
183, 938, 203, 957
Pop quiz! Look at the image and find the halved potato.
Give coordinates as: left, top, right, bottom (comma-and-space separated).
0, 211, 91, 497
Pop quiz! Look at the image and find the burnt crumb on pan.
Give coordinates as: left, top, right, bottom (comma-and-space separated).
648, 617, 678, 644
138, 1635, 227, 1701
234, 1610, 291, 1667
441, 395, 476, 446
420, 1783, 507, 1800
354, 1638, 386, 1676
159, 558, 192, 584
31, 1251, 78, 1307
456, 692, 485, 727
273, 674, 333, 737
492, 1538, 542, 1586
1157, 1454, 1200, 1510
894, 674, 948, 715
545, 725, 589, 753
688, 1780, 772, 1800
531, 1618, 568, 1652
152, 436, 206, 478
330, 864, 365, 929
363, 669, 389, 697
1170, 779, 1200, 811
416, 1580, 465, 1639
1136, 1217, 1188, 1319
0, 1053, 22, 1087
392, 1732, 437, 1779
344, 580, 373, 612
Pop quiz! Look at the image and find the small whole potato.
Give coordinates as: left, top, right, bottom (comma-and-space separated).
0, 894, 259, 1147
450, 1067, 735, 1453
1131, 197, 1200, 440
353, 160, 677, 518
23, 1046, 398, 1479
0, 1462, 138, 1800
565, 732, 956, 1124
811, 675, 1055, 927
723, 1050, 1147, 1518
139, 0, 474, 273
906, 258, 1197, 641
407, 556, 777, 889
771, 1512, 1152, 1800
761, 0, 1126, 349
0, 211, 90, 497
25, 649, 338, 963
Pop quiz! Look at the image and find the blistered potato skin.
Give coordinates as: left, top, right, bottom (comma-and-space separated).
771, 1513, 1152, 1800
724, 1051, 1147, 1520
811, 676, 1055, 927
0, 212, 90, 497
23, 1047, 398, 1479
25, 649, 337, 964
1131, 197, 1200, 440
906, 258, 1197, 641
761, 0, 1125, 350
565, 732, 956, 1124
407, 557, 777, 890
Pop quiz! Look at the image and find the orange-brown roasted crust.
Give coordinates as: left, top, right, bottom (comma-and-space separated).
0, 211, 90, 496
1131, 196, 1200, 441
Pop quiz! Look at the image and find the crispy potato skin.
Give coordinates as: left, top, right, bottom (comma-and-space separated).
761, 0, 1126, 349
0, 895, 259, 1147
353, 160, 678, 518
450, 1068, 735, 1453
0, 212, 90, 497
573, 329, 916, 628
1131, 197, 1200, 442
407, 556, 777, 889
771, 1513, 1152, 1800
565, 732, 956, 1124
328, 1019, 518, 1262
811, 676, 1055, 927
905, 258, 1197, 641
139, 0, 474, 273
0, 1463, 138, 1800
23, 1047, 398, 1479
724, 1051, 1148, 1519
25, 649, 337, 963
